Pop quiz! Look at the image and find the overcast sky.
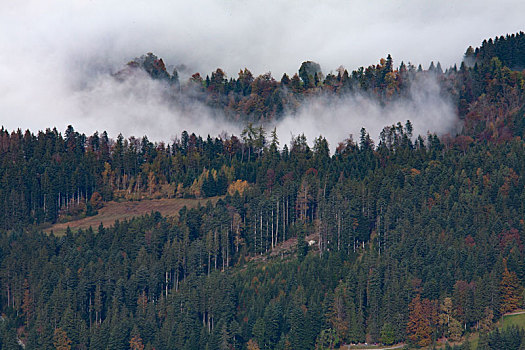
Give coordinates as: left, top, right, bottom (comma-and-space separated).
1, 0, 524, 143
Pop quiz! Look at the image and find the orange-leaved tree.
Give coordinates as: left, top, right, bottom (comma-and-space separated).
500, 260, 524, 313
407, 294, 438, 347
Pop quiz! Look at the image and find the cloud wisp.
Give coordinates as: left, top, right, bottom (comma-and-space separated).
275, 74, 459, 150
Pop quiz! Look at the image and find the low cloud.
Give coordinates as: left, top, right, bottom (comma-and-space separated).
70, 70, 241, 142
0, 0, 522, 140
275, 74, 459, 150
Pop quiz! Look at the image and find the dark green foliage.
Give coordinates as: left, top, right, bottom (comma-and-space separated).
474, 32, 525, 69
0, 318, 20, 350
2, 128, 525, 347
299, 61, 322, 87
478, 326, 525, 350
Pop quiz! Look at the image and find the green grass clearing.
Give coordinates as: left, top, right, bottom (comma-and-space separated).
500, 311, 525, 330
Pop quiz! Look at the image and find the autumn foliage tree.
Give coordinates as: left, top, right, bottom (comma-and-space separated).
53, 328, 72, 350
21, 278, 32, 325
246, 338, 260, 350
407, 295, 438, 347
500, 261, 524, 313
129, 334, 145, 350
439, 297, 463, 342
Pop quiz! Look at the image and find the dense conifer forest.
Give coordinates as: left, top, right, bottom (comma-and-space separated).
1, 32, 525, 349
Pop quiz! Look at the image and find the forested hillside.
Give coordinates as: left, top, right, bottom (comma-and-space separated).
1, 33, 525, 349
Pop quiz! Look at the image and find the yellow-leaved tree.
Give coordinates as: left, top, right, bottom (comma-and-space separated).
53, 328, 72, 350
228, 180, 249, 196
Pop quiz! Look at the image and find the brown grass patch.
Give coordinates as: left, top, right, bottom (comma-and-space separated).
46, 196, 221, 235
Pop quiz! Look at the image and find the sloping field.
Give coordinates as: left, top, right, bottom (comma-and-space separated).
500, 311, 525, 330
47, 197, 220, 235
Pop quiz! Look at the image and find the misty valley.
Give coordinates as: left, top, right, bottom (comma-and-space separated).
1, 32, 525, 350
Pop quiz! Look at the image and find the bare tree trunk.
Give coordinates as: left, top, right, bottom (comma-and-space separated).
89, 295, 92, 329
266, 218, 269, 253
276, 201, 279, 246
338, 211, 341, 252
260, 212, 263, 255
214, 229, 217, 270
318, 210, 322, 255
165, 271, 168, 298
378, 206, 381, 256
271, 207, 274, 249
285, 197, 288, 241
208, 251, 211, 276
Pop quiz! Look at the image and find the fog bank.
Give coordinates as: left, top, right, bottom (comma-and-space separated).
1, 0, 522, 140
276, 74, 459, 150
